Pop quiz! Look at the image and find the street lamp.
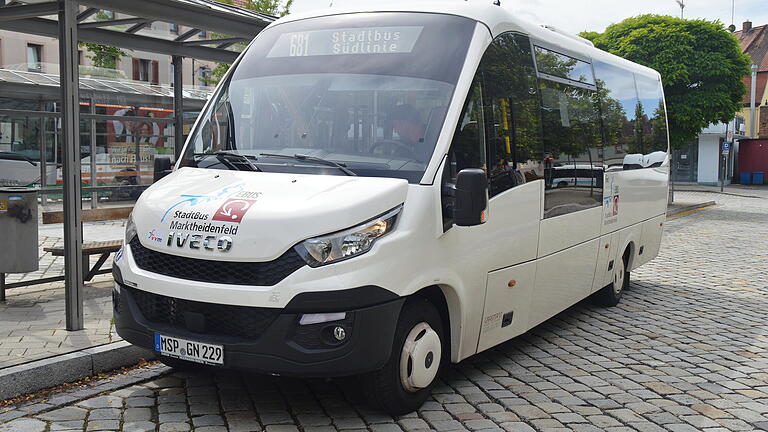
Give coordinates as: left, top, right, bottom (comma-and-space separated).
675, 0, 685, 18
750, 64, 758, 138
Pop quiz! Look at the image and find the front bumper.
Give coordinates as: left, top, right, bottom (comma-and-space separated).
113, 283, 404, 377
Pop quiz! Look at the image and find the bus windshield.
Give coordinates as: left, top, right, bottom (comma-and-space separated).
181, 12, 476, 183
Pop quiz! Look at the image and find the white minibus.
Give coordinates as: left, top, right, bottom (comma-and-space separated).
114, 1, 669, 414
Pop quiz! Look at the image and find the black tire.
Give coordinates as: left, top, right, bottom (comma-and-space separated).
361, 298, 445, 415
593, 250, 630, 307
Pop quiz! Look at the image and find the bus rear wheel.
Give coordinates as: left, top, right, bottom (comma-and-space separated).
361, 298, 444, 415
594, 251, 630, 307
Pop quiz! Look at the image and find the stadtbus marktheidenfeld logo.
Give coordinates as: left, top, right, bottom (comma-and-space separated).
212, 198, 258, 223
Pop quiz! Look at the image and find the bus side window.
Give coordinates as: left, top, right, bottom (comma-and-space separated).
480, 33, 543, 198
442, 32, 543, 229
536, 48, 603, 217
447, 81, 486, 181
442, 80, 486, 230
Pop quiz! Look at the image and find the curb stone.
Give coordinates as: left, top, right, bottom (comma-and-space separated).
676, 188, 765, 199
666, 201, 716, 217
0, 364, 169, 425
0, 341, 157, 402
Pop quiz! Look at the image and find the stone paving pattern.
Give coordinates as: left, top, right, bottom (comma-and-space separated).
1, 190, 767, 431
0, 279, 117, 369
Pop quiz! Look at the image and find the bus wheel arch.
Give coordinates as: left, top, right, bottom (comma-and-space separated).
594, 242, 633, 307
623, 241, 636, 271
362, 288, 451, 414
410, 285, 456, 363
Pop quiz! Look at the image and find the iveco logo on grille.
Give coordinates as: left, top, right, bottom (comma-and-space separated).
167, 232, 233, 252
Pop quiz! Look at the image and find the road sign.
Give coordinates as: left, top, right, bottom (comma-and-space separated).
722, 142, 731, 151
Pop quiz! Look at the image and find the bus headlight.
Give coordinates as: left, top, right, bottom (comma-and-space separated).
125, 213, 137, 244
295, 206, 402, 267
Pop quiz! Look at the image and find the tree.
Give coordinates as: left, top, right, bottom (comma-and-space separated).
581, 15, 751, 149
80, 11, 127, 71
208, 0, 293, 83
80, 44, 127, 70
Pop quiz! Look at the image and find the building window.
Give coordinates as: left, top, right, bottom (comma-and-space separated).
133, 59, 160, 84
102, 10, 114, 19
138, 59, 150, 81
27, 44, 42, 72
169, 23, 179, 34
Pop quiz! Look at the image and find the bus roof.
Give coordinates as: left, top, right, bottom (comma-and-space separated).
272, 0, 661, 81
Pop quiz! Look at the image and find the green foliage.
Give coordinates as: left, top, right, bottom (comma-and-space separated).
79, 10, 127, 70
581, 15, 751, 149
207, 0, 294, 83
79, 43, 127, 70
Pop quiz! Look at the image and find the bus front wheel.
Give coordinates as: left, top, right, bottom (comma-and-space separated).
361, 298, 445, 415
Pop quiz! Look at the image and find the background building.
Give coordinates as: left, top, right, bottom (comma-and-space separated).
0, 11, 218, 88
673, 20, 767, 185
735, 20, 768, 139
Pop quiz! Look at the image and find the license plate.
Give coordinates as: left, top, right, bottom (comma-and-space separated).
154, 334, 223, 365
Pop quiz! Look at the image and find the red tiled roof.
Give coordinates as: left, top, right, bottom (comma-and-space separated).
742, 72, 768, 106
735, 24, 768, 71
735, 24, 768, 104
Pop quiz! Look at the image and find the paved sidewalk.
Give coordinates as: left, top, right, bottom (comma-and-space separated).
0, 278, 118, 369
674, 183, 768, 198
0, 220, 125, 370
3, 220, 125, 286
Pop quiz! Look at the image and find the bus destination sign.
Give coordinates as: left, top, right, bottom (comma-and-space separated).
267, 26, 423, 58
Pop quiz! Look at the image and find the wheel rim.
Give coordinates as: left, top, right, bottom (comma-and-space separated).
399, 322, 441, 393
613, 258, 626, 295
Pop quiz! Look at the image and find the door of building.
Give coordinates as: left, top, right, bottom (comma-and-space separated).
673, 141, 698, 183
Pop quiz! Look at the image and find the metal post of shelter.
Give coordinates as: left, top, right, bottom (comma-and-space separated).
173, 55, 184, 160
59, 0, 85, 330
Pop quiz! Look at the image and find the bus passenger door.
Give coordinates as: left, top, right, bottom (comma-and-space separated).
527, 56, 605, 328
441, 32, 545, 352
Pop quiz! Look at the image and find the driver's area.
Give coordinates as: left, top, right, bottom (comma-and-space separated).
184, 73, 453, 184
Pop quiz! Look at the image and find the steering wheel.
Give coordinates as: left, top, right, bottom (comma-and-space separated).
371, 140, 415, 158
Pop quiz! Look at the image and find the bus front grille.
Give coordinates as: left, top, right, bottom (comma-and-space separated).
128, 287, 280, 340
128, 237, 305, 286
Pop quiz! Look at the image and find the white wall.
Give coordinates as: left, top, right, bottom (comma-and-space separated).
697, 135, 721, 185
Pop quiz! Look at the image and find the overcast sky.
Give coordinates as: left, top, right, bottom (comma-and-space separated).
288, 0, 767, 35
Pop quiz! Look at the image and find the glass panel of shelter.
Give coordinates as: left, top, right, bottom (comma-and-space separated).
0, 106, 177, 204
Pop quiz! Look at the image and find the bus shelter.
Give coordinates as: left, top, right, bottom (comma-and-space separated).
0, 0, 274, 330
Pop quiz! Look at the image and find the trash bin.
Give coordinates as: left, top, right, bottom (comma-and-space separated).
754, 172, 765, 185
0, 187, 39, 274
740, 172, 752, 185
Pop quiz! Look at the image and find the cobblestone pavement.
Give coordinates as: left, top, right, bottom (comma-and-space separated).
1, 191, 767, 431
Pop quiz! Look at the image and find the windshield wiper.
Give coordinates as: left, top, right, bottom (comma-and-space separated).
259, 153, 357, 176
194, 151, 261, 172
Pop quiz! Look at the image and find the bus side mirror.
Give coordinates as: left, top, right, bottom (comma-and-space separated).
454, 169, 488, 226
153, 156, 173, 182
